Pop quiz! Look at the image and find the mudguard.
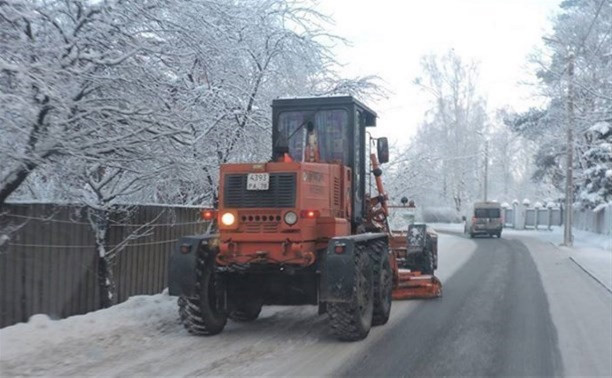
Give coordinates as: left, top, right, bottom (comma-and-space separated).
319, 233, 387, 303
168, 234, 218, 297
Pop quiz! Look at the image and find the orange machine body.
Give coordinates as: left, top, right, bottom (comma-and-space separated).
216, 161, 352, 267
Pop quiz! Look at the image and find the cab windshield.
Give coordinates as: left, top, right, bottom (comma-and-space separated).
278, 109, 349, 164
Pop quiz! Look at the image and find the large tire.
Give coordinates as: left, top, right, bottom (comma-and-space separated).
419, 243, 435, 275
178, 255, 227, 336
328, 245, 373, 341
371, 240, 392, 326
229, 297, 263, 322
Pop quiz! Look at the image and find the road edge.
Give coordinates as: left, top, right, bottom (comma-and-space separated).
569, 256, 612, 294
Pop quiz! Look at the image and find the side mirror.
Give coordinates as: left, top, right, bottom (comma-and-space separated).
401, 196, 408, 205
461, 216, 466, 221
377, 137, 389, 164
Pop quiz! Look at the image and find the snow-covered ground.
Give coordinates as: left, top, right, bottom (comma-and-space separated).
0, 233, 476, 377
0, 292, 325, 376
518, 235, 612, 376
516, 225, 611, 251
505, 226, 611, 292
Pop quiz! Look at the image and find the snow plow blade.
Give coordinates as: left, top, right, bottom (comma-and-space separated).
392, 270, 442, 300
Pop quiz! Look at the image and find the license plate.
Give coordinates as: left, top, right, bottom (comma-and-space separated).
247, 173, 269, 190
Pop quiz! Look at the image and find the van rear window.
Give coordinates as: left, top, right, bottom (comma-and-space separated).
474, 208, 501, 218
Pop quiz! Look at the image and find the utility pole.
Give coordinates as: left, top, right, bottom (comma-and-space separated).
484, 139, 489, 201
563, 52, 575, 246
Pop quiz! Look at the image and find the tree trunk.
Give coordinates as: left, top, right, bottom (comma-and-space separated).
88, 207, 115, 309
0, 104, 53, 206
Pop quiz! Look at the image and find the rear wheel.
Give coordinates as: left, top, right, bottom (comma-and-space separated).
328, 245, 373, 341
371, 240, 392, 326
178, 256, 227, 335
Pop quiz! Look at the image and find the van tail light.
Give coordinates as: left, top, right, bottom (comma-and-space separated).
300, 210, 320, 219
201, 209, 217, 221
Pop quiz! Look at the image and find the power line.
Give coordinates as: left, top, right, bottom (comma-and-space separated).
7, 238, 179, 249
1, 213, 205, 227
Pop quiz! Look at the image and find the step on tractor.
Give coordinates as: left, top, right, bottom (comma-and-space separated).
168, 96, 441, 341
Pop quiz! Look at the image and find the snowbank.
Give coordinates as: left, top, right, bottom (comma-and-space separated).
0, 290, 177, 362
0, 291, 326, 376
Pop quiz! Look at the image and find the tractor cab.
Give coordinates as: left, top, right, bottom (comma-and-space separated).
272, 96, 378, 226
213, 96, 380, 268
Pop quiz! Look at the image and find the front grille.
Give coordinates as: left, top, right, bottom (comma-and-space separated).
224, 173, 296, 208
243, 222, 279, 233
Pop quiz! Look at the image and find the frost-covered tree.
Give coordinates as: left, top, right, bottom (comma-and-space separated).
127, 0, 383, 206
1, 0, 383, 306
509, 0, 612, 208
400, 50, 488, 214
0, 0, 184, 207
484, 108, 553, 203
1, 0, 382, 208
54, 154, 171, 307
580, 122, 612, 207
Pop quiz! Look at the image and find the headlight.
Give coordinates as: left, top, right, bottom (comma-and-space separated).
284, 211, 298, 225
221, 212, 236, 226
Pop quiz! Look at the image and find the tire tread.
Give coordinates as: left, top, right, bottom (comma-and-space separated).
327, 244, 373, 341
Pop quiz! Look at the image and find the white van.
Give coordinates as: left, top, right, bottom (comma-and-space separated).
464, 202, 503, 238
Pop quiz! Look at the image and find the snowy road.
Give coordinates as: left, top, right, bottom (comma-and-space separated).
1, 231, 610, 376
339, 235, 562, 376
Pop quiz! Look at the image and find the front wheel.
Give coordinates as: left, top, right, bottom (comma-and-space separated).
328, 246, 373, 341
178, 257, 227, 335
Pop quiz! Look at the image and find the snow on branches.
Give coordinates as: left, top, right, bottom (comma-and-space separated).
0, 0, 381, 208
506, 0, 612, 208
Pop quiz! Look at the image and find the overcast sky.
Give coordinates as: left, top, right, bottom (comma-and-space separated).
319, 0, 561, 143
